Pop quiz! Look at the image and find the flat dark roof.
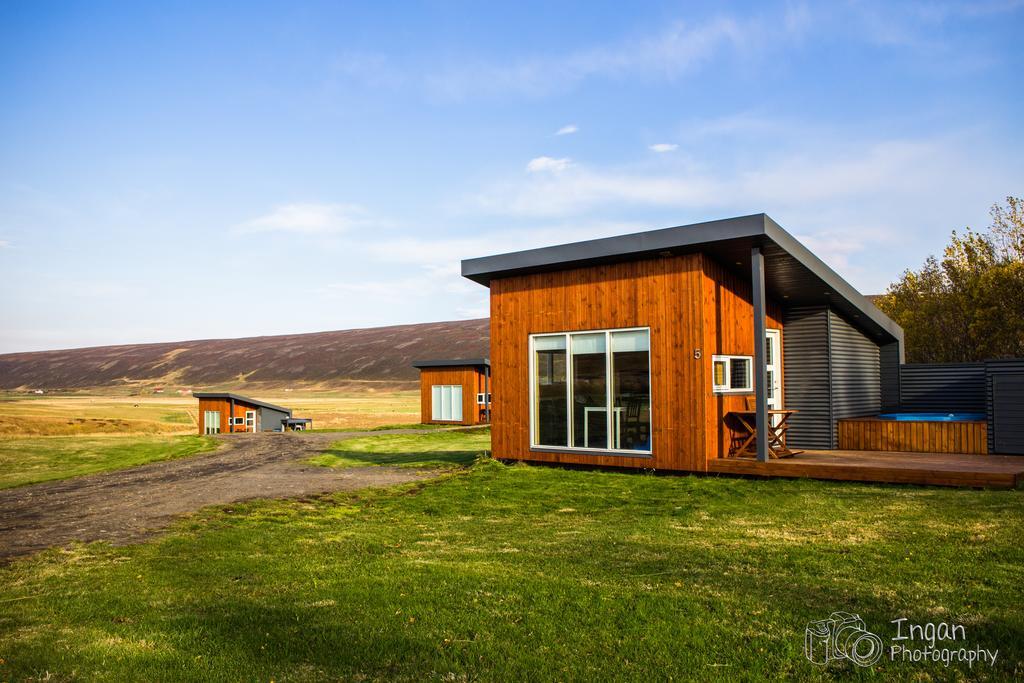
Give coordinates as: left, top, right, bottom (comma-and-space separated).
412, 358, 490, 369
193, 392, 293, 415
461, 213, 903, 345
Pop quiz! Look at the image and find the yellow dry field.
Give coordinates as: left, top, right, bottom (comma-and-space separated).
0, 391, 420, 437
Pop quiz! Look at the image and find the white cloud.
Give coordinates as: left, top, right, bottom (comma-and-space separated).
0, 240, 10, 248
454, 129, 1024, 293
470, 136, 981, 218
423, 16, 750, 98
679, 111, 780, 138
649, 143, 678, 153
555, 124, 579, 136
526, 156, 572, 173
236, 203, 373, 235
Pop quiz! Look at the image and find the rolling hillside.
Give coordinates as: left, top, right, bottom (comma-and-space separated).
0, 319, 490, 392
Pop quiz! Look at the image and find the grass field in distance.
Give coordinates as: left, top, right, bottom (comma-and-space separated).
0, 389, 421, 437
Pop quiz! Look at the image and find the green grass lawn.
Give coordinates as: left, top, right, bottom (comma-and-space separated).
0, 434, 219, 489
1, 430, 1022, 681
309, 429, 490, 469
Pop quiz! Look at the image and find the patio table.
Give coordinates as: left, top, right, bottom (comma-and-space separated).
727, 409, 801, 459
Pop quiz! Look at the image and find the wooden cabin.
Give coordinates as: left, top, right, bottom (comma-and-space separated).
460, 214, 907, 472
412, 359, 491, 426
194, 392, 305, 434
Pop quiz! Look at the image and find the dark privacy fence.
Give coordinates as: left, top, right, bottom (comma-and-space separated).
896, 361, 1024, 454
780, 304, 1023, 453
987, 360, 1024, 455
899, 363, 986, 413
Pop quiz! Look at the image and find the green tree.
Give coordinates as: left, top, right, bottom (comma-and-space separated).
875, 196, 1024, 363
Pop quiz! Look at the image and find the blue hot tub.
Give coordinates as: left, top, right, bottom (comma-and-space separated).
877, 412, 986, 422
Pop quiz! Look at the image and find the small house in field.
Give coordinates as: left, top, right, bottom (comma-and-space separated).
460, 213, 1024, 486
412, 359, 491, 426
194, 393, 310, 434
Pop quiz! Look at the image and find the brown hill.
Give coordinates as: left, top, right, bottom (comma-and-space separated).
0, 319, 490, 392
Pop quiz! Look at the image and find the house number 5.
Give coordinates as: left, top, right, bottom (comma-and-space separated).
694, 349, 702, 359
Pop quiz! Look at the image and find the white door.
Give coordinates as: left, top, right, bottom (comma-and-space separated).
765, 329, 782, 411
245, 410, 256, 433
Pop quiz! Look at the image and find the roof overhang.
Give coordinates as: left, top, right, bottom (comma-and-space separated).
461, 213, 903, 345
412, 358, 490, 369
193, 392, 293, 416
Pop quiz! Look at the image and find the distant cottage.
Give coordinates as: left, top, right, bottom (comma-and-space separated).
411, 359, 491, 426
194, 393, 311, 433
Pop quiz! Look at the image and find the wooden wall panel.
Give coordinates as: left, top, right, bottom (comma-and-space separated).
196, 398, 256, 434
838, 418, 988, 455
700, 257, 784, 463
489, 254, 707, 472
419, 367, 486, 425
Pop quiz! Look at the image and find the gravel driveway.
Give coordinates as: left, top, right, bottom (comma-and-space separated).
0, 430, 440, 562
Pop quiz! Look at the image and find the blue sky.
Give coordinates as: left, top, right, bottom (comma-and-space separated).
1, 1, 1022, 352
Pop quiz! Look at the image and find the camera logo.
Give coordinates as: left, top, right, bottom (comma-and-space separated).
805, 611, 884, 667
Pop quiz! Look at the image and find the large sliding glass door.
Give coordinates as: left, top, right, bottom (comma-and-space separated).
431, 385, 463, 422
203, 410, 221, 435
571, 333, 607, 449
531, 328, 651, 454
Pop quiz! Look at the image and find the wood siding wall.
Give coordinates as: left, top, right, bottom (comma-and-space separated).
419, 367, 487, 425
488, 252, 783, 472
197, 397, 257, 434
838, 418, 988, 455
701, 257, 784, 464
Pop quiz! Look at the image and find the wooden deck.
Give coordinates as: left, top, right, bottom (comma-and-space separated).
708, 450, 1024, 488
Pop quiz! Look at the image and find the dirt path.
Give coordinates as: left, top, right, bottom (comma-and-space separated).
0, 430, 441, 562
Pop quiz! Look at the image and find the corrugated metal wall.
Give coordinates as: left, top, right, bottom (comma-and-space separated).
828, 309, 881, 447
899, 363, 985, 412
782, 306, 832, 449
259, 407, 290, 431
880, 342, 901, 410
986, 359, 1024, 454
783, 306, 885, 449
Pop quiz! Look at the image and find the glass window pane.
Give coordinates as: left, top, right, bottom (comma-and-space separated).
612, 330, 651, 451
534, 335, 566, 351
534, 336, 568, 446
713, 360, 727, 387
731, 358, 751, 390
571, 333, 608, 449
451, 386, 463, 422
432, 386, 442, 420
611, 329, 649, 353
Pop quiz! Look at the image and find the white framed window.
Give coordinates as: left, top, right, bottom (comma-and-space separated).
476, 392, 491, 405
203, 410, 221, 434
712, 355, 753, 393
431, 385, 463, 421
529, 327, 651, 454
